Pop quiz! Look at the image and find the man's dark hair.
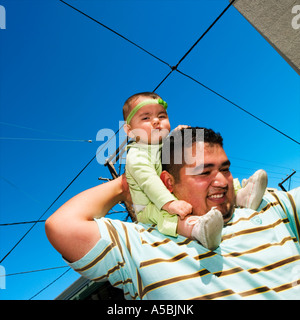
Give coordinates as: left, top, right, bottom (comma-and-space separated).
161, 127, 223, 182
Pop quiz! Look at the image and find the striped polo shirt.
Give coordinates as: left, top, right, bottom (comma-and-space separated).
66, 188, 300, 300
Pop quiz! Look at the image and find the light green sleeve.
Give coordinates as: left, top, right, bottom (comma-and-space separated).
126, 147, 176, 210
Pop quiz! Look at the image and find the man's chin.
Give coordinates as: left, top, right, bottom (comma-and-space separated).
221, 205, 235, 224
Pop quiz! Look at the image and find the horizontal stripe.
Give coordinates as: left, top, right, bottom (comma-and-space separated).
140, 268, 211, 299
239, 286, 270, 297
193, 279, 300, 300
226, 201, 279, 227
74, 243, 115, 272
141, 237, 171, 247
248, 255, 300, 274
223, 236, 297, 258
214, 267, 244, 277
177, 238, 193, 246
194, 251, 217, 261
112, 277, 133, 287
92, 261, 125, 282
192, 289, 236, 300
140, 252, 188, 268
222, 218, 285, 241
273, 279, 300, 293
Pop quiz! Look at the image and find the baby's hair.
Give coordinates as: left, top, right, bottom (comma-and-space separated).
122, 92, 161, 121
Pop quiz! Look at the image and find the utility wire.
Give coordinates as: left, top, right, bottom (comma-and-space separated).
0, 121, 89, 141
0, 125, 123, 263
176, 69, 300, 145
151, 0, 299, 145
2, 266, 69, 277
229, 156, 299, 171
0, 210, 128, 227
29, 267, 71, 300
174, 0, 236, 70
0, 137, 92, 143
0, 220, 46, 227
57, 0, 299, 145
153, 0, 236, 91
153, 70, 174, 92
58, 0, 172, 68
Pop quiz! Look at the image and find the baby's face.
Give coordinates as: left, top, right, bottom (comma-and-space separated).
128, 98, 171, 144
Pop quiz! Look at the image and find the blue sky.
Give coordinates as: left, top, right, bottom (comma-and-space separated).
0, 0, 299, 300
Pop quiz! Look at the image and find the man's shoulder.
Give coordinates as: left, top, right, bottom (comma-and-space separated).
262, 187, 300, 208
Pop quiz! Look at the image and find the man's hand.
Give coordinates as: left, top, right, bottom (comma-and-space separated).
162, 200, 192, 220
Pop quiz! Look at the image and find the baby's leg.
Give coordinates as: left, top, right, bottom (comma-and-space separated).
235, 169, 268, 210
177, 207, 223, 250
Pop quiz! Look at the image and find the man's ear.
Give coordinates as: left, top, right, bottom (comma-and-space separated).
160, 171, 175, 193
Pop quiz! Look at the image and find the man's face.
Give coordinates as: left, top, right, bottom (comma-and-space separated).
172, 141, 235, 223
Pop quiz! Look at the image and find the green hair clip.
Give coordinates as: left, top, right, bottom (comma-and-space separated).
126, 98, 168, 125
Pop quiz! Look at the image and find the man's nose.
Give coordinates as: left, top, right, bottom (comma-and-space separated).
211, 171, 228, 187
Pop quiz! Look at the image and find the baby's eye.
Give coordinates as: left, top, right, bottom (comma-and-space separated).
142, 117, 150, 120
159, 114, 167, 119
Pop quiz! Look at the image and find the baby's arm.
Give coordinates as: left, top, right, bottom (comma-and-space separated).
126, 149, 176, 209
127, 147, 193, 219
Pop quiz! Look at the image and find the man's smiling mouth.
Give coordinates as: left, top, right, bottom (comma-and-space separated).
207, 193, 225, 199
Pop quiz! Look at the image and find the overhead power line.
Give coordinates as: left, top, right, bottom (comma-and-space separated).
176, 70, 300, 145
0, 137, 92, 143
57, 0, 299, 145
153, 0, 237, 91
0, 121, 89, 141
29, 268, 71, 300
59, 0, 171, 68
2, 266, 69, 278
175, 0, 237, 68
0, 220, 46, 227
0, 125, 122, 263
0, 210, 128, 227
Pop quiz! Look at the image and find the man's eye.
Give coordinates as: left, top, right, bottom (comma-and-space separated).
221, 168, 230, 173
142, 117, 149, 120
199, 171, 210, 176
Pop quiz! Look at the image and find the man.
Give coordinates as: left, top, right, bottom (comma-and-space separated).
46, 127, 300, 300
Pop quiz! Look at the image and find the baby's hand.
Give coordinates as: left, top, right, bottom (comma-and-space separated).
173, 125, 190, 131
162, 200, 192, 220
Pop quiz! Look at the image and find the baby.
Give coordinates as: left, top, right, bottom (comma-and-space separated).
123, 92, 267, 250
